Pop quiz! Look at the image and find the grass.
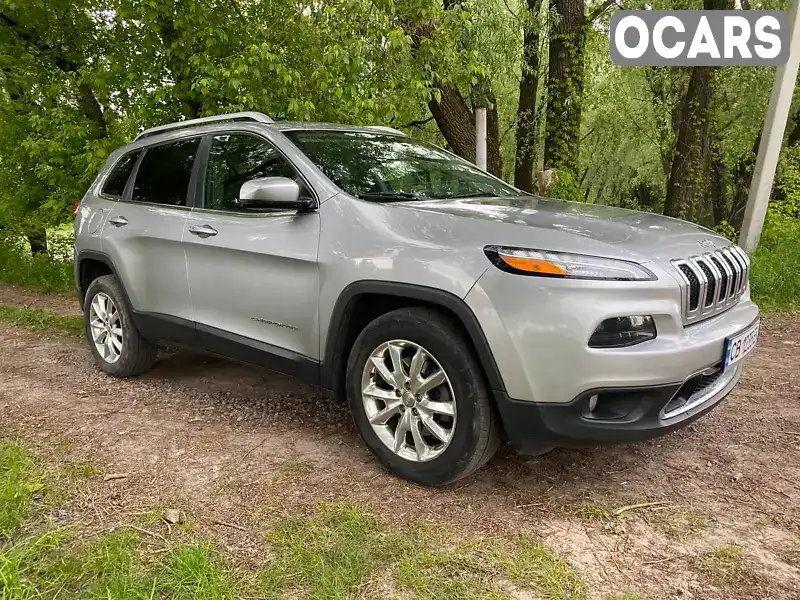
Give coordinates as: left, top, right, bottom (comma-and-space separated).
277, 458, 313, 477
0, 442, 45, 538
749, 219, 800, 313
396, 533, 587, 600
1, 438, 590, 600
261, 502, 414, 599
696, 545, 753, 585
0, 304, 83, 335
574, 503, 612, 521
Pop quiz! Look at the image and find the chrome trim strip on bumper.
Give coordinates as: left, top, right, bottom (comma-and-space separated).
661, 364, 741, 420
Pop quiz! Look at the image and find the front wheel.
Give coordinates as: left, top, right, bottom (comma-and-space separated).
346, 307, 500, 485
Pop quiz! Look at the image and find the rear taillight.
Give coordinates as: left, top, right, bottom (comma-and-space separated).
72, 201, 81, 216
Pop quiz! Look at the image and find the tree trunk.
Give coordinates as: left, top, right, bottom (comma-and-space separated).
543, 0, 585, 176
663, 67, 714, 220
710, 144, 727, 226
729, 136, 758, 230
787, 107, 800, 147
25, 226, 47, 256
428, 83, 475, 162
78, 83, 107, 137
406, 2, 502, 177
514, 0, 543, 191
428, 80, 502, 177
664, 0, 732, 221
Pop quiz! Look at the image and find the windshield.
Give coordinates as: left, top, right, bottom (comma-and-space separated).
283, 129, 520, 200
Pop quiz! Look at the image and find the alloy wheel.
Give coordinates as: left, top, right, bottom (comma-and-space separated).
89, 292, 123, 364
360, 340, 457, 462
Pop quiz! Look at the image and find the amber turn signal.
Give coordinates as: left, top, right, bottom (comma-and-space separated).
498, 255, 567, 276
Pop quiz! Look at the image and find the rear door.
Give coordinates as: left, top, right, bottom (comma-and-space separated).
183, 132, 321, 368
102, 137, 200, 327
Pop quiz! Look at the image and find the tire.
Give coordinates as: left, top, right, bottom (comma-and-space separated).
83, 275, 157, 377
346, 307, 500, 485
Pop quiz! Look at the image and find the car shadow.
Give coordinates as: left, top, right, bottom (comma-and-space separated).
140, 346, 678, 498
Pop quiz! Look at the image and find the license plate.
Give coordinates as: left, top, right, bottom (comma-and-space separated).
724, 320, 760, 368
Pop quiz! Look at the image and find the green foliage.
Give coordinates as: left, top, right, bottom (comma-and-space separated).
544, 169, 584, 203
0, 242, 74, 293
713, 220, 737, 242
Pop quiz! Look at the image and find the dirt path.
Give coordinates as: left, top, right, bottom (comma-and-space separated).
0, 282, 80, 316
1, 289, 799, 599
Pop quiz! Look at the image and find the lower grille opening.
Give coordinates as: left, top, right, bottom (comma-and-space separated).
663, 367, 725, 417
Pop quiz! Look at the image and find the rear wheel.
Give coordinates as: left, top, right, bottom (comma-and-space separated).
346, 307, 500, 485
83, 275, 157, 377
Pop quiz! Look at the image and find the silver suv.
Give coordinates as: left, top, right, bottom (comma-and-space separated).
74, 111, 760, 485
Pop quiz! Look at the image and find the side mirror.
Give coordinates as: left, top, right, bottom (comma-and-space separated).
237, 177, 309, 211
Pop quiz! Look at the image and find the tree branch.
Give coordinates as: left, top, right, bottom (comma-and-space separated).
401, 116, 435, 128
589, 0, 621, 23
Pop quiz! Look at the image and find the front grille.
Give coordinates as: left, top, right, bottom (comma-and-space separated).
672, 245, 750, 324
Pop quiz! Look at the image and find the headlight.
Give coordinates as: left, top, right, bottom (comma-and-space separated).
484, 246, 656, 281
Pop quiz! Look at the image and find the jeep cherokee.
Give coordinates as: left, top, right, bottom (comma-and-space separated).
74, 111, 760, 485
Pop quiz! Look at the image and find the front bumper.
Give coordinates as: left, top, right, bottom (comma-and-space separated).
465, 263, 758, 450
494, 363, 742, 453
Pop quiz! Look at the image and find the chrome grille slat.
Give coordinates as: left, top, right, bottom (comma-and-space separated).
672, 244, 750, 325
709, 255, 732, 302
700, 254, 722, 308
721, 249, 741, 295
728, 246, 749, 294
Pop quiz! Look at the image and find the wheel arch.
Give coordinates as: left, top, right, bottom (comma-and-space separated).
76, 250, 133, 310
321, 281, 506, 400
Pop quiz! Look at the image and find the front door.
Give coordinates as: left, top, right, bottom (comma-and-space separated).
102, 137, 201, 328
183, 132, 321, 373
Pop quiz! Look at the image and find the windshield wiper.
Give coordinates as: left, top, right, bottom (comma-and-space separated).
435, 191, 500, 199
358, 191, 425, 202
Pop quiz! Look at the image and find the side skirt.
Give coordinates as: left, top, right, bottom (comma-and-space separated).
132, 312, 320, 386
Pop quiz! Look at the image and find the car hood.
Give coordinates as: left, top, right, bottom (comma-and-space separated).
405, 195, 730, 262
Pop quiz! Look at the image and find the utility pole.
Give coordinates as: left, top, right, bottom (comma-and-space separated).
739, 0, 800, 251
475, 107, 487, 171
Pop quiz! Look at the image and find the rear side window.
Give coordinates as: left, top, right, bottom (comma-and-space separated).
101, 152, 139, 197
132, 138, 200, 206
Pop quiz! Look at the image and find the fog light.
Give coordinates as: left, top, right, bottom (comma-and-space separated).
588, 316, 656, 348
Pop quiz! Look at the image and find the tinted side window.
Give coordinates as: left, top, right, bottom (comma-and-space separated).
132, 138, 200, 206
205, 134, 305, 212
101, 152, 139, 197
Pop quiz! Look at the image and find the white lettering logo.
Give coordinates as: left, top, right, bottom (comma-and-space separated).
610, 10, 789, 66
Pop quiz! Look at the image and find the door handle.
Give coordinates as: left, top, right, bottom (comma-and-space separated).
109, 216, 128, 227
188, 224, 218, 238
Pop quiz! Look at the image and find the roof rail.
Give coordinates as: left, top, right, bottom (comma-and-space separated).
134, 111, 274, 141
369, 126, 407, 136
